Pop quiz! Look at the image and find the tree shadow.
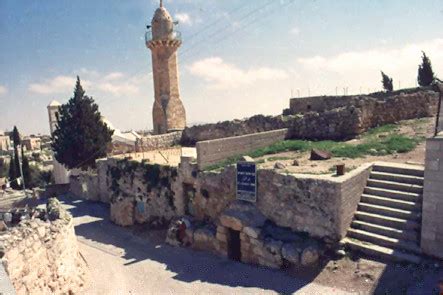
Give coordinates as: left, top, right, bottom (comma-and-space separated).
56, 195, 327, 294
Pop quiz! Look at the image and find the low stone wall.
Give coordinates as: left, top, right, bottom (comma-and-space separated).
421, 133, 443, 259
135, 131, 182, 152
181, 88, 438, 146
191, 164, 371, 242
70, 171, 100, 202
69, 156, 370, 243
196, 129, 288, 169
0, 200, 88, 294
289, 87, 437, 115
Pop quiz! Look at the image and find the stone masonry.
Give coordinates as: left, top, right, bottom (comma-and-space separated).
0, 199, 88, 294
421, 132, 443, 259
196, 129, 288, 169
181, 88, 438, 145
147, 3, 186, 134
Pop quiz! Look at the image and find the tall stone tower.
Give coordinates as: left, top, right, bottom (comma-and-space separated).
146, 0, 186, 134
47, 100, 70, 184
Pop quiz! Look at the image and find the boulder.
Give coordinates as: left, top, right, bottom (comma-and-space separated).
310, 149, 332, 161
274, 162, 286, 169
301, 245, 320, 266
110, 197, 134, 227
0, 221, 7, 232
243, 226, 261, 239
241, 156, 255, 162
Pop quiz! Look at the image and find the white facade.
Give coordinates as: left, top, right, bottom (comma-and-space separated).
47, 100, 70, 184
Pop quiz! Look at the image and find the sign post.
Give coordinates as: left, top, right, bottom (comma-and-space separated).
236, 161, 257, 203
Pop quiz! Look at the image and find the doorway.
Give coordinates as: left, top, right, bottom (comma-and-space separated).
227, 229, 241, 261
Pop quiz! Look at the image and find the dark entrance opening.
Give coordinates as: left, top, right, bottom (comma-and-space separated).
227, 229, 241, 261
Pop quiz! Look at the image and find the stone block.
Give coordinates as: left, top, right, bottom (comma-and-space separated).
215, 231, 227, 243
301, 245, 320, 266
219, 214, 242, 231
243, 226, 261, 239
217, 226, 228, 235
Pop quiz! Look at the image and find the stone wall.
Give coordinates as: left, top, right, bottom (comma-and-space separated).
289, 87, 437, 115
135, 131, 182, 152
196, 129, 288, 169
190, 165, 371, 242
69, 156, 371, 242
421, 133, 443, 259
0, 200, 88, 294
70, 171, 100, 202
69, 158, 182, 227
181, 88, 438, 146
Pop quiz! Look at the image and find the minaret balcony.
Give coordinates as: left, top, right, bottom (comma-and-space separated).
145, 30, 181, 44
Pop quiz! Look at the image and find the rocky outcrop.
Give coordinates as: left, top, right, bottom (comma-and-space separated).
0, 199, 88, 294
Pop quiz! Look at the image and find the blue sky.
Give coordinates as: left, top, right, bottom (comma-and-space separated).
1, 0, 443, 134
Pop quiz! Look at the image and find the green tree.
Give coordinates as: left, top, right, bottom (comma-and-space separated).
11, 126, 21, 149
52, 76, 113, 170
381, 71, 393, 92
418, 51, 435, 86
8, 126, 22, 189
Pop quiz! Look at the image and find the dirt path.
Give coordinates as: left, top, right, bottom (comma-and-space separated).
61, 197, 353, 295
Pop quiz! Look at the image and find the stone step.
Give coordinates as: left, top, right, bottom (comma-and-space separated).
370, 171, 424, 186
364, 187, 421, 202
358, 202, 421, 221
343, 238, 421, 264
361, 194, 421, 211
351, 220, 419, 242
366, 179, 423, 194
347, 228, 421, 254
355, 211, 420, 230
372, 163, 424, 177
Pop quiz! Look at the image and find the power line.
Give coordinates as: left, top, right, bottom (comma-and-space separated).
179, 0, 276, 58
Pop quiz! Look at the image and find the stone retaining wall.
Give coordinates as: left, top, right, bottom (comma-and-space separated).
191, 164, 371, 242
70, 156, 371, 242
135, 131, 182, 152
289, 87, 437, 115
196, 129, 288, 169
422, 133, 443, 259
181, 88, 438, 146
0, 200, 88, 294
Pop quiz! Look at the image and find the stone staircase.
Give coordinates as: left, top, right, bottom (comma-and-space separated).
343, 163, 424, 264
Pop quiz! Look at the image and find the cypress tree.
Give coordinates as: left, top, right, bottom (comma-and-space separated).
8, 126, 22, 189
418, 51, 435, 86
381, 71, 394, 92
52, 76, 113, 170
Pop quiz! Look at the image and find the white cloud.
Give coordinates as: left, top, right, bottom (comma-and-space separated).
290, 26, 300, 35
188, 57, 288, 89
0, 85, 7, 96
28, 71, 142, 96
295, 38, 443, 94
29, 76, 77, 94
103, 72, 124, 81
175, 13, 192, 25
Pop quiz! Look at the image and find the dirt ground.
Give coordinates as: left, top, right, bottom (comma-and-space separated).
258, 117, 434, 174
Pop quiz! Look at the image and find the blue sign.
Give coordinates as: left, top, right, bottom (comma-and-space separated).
236, 161, 257, 203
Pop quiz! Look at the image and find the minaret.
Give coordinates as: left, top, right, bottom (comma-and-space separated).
47, 100, 70, 184
146, 1, 186, 134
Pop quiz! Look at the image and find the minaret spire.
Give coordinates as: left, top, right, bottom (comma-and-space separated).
160, 0, 163, 7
